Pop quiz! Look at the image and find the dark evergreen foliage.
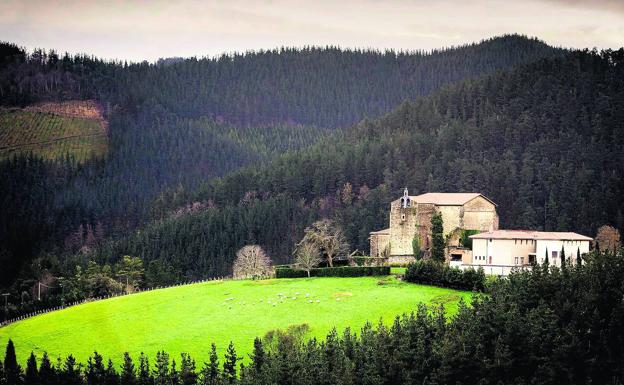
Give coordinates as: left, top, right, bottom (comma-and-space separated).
430, 212, 445, 262
274, 266, 390, 278
3, 339, 21, 385
404, 259, 486, 291
24, 353, 38, 385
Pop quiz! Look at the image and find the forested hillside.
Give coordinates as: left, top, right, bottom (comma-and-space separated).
0, 35, 560, 288
1, 35, 558, 127
96, 49, 624, 279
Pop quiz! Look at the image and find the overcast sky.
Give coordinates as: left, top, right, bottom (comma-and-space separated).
1, 0, 623, 62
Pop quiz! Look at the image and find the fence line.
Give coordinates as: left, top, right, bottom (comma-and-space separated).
0, 275, 239, 327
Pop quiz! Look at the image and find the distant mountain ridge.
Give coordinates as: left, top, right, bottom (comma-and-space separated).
1, 34, 562, 128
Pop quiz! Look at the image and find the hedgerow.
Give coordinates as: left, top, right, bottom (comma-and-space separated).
404, 259, 486, 291
275, 266, 390, 278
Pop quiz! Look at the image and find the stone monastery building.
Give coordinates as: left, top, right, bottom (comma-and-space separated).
369, 189, 592, 275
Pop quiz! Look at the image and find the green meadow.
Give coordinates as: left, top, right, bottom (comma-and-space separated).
0, 276, 471, 365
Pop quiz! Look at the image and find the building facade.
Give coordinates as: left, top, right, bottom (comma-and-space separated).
370, 190, 499, 263
462, 230, 592, 275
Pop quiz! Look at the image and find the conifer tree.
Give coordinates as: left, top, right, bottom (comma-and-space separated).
169, 359, 180, 385
544, 248, 549, 265
200, 344, 220, 385
3, 339, 22, 385
250, 338, 265, 376
153, 352, 170, 385
38, 353, 54, 385
222, 342, 237, 385
120, 353, 136, 385
137, 353, 152, 385
62, 355, 81, 385
430, 212, 445, 263
561, 245, 566, 265
86, 351, 105, 385
577, 247, 582, 266
24, 352, 38, 385
179, 353, 197, 385
104, 359, 118, 385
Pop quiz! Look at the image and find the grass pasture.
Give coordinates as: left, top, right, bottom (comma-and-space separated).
0, 276, 471, 365
0, 107, 107, 162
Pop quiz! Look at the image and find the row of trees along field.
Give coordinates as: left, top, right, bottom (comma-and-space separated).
2, 250, 624, 384
0, 35, 562, 288
88, 48, 624, 280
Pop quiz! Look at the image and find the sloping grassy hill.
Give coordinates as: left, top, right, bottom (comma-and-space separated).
0, 277, 471, 365
0, 101, 107, 162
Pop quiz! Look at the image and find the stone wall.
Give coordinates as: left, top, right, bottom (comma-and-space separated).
370, 232, 390, 258
462, 196, 499, 231
389, 199, 419, 256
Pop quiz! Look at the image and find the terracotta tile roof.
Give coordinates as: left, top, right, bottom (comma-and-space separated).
470, 229, 592, 241
409, 192, 490, 206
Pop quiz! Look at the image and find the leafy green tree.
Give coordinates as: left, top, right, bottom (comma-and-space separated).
116, 256, 144, 292
412, 235, 424, 260
430, 212, 445, 263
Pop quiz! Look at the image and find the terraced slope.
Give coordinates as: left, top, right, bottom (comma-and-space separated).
0, 277, 471, 365
0, 100, 107, 162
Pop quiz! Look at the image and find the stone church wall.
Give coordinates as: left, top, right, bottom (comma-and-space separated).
388, 199, 419, 256
462, 196, 499, 231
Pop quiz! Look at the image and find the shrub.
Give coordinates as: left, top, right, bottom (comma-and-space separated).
275, 266, 390, 278
404, 260, 485, 291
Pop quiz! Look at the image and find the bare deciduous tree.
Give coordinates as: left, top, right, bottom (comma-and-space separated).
295, 242, 322, 277
233, 245, 272, 279
299, 219, 349, 267
595, 225, 621, 253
